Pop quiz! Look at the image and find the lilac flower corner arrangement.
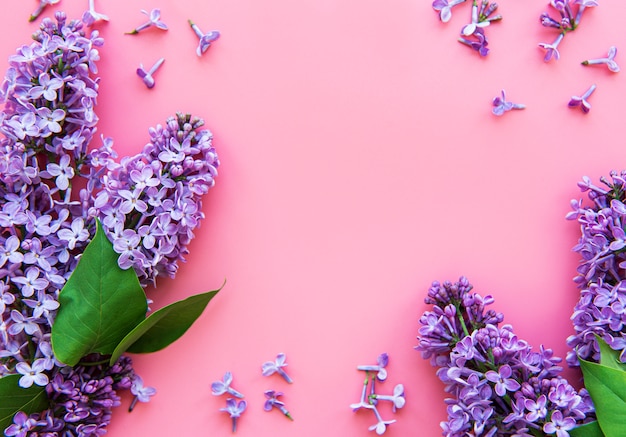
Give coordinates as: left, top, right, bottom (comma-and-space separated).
416, 176, 626, 437
0, 12, 222, 436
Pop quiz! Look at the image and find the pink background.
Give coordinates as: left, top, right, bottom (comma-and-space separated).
2, 1, 626, 436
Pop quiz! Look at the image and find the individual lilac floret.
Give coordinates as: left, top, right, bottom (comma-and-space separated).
350, 373, 375, 411
211, 371, 245, 398
262, 353, 293, 383
188, 20, 221, 57
460, 0, 501, 36
568, 83, 596, 114
368, 406, 396, 435
432, 0, 466, 23
82, 0, 109, 26
126, 9, 168, 35
458, 28, 489, 57
128, 375, 157, 412
29, 0, 61, 22
582, 46, 620, 73
539, 32, 564, 62
264, 390, 294, 420
574, 0, 598, 26
357, 353, 389, 381
369, 383, 406, 413
220, 398, 247, 433
136, 58, 165, 89
491, 89, 525, 116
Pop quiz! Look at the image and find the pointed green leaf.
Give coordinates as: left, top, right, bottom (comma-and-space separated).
596, 334, 626, 371
579, 358, 626, 437
0, 375, 49, 432
110, 285, 223, 365
569, 421, 605, 437
51, 220, 148, 366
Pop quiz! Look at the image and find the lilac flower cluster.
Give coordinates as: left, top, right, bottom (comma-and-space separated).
351, 353, 406, 435
432, 0, 501, 57
416, 277, 595, 436
91, 112, 219, 286
539, 0, 598, 62
6, 356, 136, 436
0, 12, 217, 436
565, 172, 626, 367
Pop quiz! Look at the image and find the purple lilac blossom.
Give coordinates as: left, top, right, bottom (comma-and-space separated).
416, 277, 595, 436
126, 9, 168, 35
0, 12, 217, 436
188, 20, 221, 57
538, 1, 598, 62
566, 172, 626, 366
581, 46, 619, 73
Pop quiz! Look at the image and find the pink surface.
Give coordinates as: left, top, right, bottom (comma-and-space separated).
2, 1, 626, 436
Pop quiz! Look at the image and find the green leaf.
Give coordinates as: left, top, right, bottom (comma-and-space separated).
596, 334, 626, 371
51, 219, 148, 366
109, 284, 223, 365
0, 375, 49, 432
579, 357, 626, 437
569, 421, 605, 437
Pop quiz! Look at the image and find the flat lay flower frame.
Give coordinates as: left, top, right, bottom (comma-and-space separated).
1, 1, 626, 437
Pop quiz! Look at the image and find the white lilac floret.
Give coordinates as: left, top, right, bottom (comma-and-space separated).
568, 83, 596, 114
432, 0, 467, 23
538, 0, 598, 62
136, 57, 165, 89
261, 352, 293, 383
582, 46, 619, 73
0, 12, 218, 435
211, 371, 245, 398
125, 9, 168, 35
188, 20, 221, 57
491, 89, 525, 116
566, 172, 626, 366
416, 277, 596, 436
264, 390, 294, 420
369, 383, 406, 412
357, 352, 389, 381
220, 398, 247, 433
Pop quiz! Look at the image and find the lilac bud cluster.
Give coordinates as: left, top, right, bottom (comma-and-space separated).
5, 356, 136, 436
538, 0, 598, 62
565, 172, 626, 366
416, 277, 595, 436
0, 12, 217, 436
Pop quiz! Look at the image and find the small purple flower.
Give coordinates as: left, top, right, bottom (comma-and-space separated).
432, 0, 466, 23
126, 9, 168, 35
83, 0, 109, 26
29, 0, 61, 22
568, 83, 596, 114
262, 353, 293, 383
350, 374, 374, 411
264, 390, 293, 420
539, 32, 565, 62
211, 371, 245, 398
574, 0, 599, 26
137, 58, 165, 89
220, 398, 247, 433
357, 353, 389, 381
582, 46, 620, 72
458, 28, 489, 57
128, 375, 157, 412
188, 20, 221, 56
46, 154, 75, 190
484, 365, 521, 396
543, 410, 576, 437
5, 412, 38, 437
491, 89, 525, 116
